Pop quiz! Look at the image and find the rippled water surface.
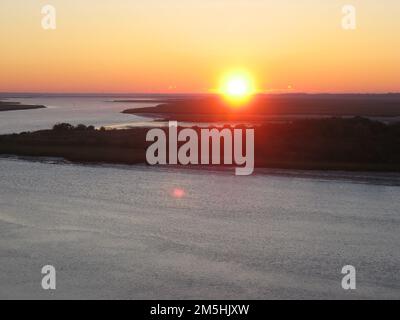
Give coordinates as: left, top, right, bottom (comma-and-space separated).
0, 158, 399, 299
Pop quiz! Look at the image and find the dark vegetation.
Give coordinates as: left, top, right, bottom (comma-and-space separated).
254, 117, 400, 171
0, 118, 400, 171
0, 124, 147, 164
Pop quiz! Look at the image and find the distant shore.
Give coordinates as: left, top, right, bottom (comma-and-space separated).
0, 100, 45, 112
122, 94, 400, 122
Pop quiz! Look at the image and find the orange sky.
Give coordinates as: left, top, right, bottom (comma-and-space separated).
1, 0, 399, 93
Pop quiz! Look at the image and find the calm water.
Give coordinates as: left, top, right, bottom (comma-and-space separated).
0, 158, 399, 299
2, 94, 400, 134
0, 94, 164, 134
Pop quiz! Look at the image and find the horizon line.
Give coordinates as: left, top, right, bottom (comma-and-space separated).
1, 91, 400, 96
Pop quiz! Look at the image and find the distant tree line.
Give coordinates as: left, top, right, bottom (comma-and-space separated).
52, 123, 96, 131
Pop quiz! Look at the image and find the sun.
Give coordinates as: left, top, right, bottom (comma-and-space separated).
226, 77, 250, 97
220, 71, 256, 104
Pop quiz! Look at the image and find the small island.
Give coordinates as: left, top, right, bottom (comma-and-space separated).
0, 100, 46, 112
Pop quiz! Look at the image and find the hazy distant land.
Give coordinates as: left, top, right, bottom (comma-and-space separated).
0, 100, 45, 112
112, 99, 186, 104
123, 94, 400, 122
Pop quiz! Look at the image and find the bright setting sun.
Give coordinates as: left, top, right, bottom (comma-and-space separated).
220, 72, 256, 104
227, 78, 249, 97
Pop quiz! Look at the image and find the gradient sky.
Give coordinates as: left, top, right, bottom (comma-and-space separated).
1, 0, 399, 93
